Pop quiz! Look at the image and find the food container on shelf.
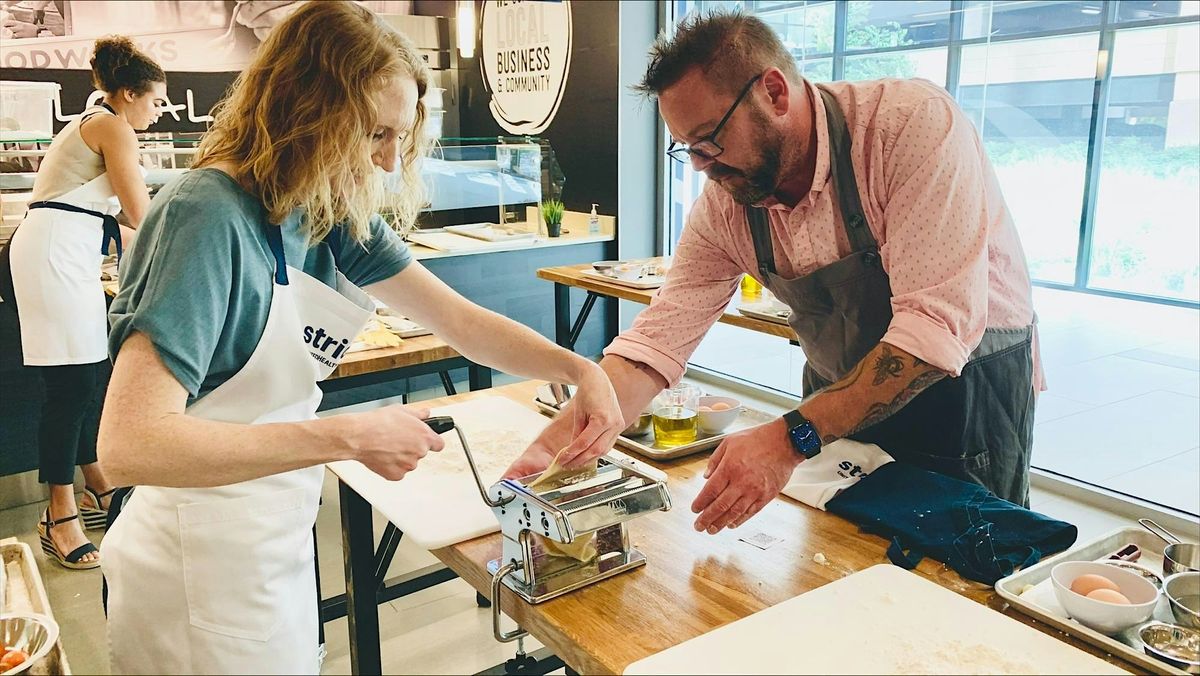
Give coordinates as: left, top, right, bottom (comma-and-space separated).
0, 81, 60, 139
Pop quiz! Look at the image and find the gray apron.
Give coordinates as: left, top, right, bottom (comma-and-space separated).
747, 87, 1035, 506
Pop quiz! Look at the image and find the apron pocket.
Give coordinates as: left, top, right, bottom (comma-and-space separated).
896, 446, 992, 484
179, 487, 310, 642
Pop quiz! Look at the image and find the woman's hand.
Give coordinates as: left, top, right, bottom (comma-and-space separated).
335, 405, 446, 480
506, 365, 622, 479
553, 365, 624, 468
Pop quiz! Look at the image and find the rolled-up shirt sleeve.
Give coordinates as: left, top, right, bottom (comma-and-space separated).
604, 189, 743, 385
878, 93, 992, 376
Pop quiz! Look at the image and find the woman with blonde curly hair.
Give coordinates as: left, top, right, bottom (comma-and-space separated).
97, 2, 623, 672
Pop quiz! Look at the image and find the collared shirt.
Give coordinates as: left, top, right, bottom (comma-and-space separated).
606, 77, 1044, 389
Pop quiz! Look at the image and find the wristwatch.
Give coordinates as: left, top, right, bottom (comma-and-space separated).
782, 409, 822, 459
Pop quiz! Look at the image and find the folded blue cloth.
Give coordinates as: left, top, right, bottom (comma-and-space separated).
825, 461, 1077, 584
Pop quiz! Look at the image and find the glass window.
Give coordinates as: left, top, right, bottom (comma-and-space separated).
958, 33, 1100, 285
844, 46, 948, 84
800, 57, 834, 81
756, 1, 836, 58
845, 1, 951, 50
1117, 0, 1200, 22
962, 1, 1102, 39
1090, 23, 1200, 301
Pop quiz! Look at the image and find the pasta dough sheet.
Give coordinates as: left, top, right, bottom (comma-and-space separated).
528, 451, 598, 562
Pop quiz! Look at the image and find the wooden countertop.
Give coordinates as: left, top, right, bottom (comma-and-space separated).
420, 381, 1138, 675
328, 334, 462, 380
536, 262, 799, 341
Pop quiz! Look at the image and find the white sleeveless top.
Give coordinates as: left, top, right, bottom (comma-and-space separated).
29, 106, 111, 202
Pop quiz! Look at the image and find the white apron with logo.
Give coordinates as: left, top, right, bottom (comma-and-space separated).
8, 160, 122, 366
782, 439, 895, 510
102, 226, 374, 674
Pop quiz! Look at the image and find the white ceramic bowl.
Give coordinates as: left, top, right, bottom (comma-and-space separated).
1051, 561, 1159, 635
697, 396, 741, 434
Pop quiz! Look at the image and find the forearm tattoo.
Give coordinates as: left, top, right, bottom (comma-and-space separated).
871, 345, 905, 385
849, 367, 946, 436
815, 351, 947, 443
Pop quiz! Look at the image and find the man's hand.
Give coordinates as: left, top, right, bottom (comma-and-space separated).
691, 418, 800, 534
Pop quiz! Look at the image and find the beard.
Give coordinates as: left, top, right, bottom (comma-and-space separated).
705, 113, 784, 205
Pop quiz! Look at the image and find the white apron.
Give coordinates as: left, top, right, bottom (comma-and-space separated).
8, 159, 122, 366
102, 224, 375, 674
781, 439, 895, 511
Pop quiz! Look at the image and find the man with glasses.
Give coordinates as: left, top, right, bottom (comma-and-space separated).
511, 9, 1041, 532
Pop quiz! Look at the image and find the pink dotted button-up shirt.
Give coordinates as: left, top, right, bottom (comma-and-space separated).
605, 77, 1044, 390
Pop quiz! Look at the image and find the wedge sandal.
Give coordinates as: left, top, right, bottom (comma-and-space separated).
80, 485, 117, 530
37, 510, 100, 570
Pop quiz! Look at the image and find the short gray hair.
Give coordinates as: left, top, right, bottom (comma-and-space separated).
635, 9, 802, 98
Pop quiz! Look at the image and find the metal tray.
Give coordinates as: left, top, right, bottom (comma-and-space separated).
995, 526, 1195, 675
533, 386, 776, 460
2, 539, 71, 674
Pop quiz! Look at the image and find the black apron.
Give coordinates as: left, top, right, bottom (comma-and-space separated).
748, 87, 1036, 506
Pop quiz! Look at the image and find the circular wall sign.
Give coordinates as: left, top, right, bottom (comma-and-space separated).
479, 0, 573, 135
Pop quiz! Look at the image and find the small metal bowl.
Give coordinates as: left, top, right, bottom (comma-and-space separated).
0, 613, 59, 674
1165, 572, 1200, 630
1166, 542, 1200, 577
1139, 622, 1200, 674
622, 412, 652, 437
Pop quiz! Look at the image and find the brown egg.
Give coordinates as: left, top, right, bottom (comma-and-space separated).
711, 402, 732, 411
1086, 588, 1132, 605
1070, 573, 1121, 597
698, 405, 713, 413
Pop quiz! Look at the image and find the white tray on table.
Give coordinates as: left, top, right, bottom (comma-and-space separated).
534, 384, 776, 460
995, 526, 1197, 675
579, 269, 666, 290
737, 300, 792, 325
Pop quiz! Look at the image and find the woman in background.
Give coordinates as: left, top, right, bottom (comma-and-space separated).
1, 36, 165, 569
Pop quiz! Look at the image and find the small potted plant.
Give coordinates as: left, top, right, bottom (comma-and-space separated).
540, 199, 564, 238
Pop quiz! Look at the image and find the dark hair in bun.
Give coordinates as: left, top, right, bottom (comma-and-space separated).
90, 35, 166, 95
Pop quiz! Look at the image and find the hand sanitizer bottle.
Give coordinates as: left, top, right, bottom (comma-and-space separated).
588, 204, 600, 235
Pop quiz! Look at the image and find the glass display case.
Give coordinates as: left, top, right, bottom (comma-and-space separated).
1, 133, 565, 244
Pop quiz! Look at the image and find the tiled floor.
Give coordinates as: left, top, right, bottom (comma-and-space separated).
692, 286, 1200, 515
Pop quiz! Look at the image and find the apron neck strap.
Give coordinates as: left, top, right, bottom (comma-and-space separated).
746, 206, 775, 278
264, 225, 289, 285
815, 86, 877, 253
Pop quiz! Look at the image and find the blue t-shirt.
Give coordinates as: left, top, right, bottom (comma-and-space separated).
109, 168, 412, 401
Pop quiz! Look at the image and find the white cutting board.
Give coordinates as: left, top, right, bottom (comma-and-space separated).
326, 396, 549, 550
407, 231, 514, 252
625, 565, 1128, 675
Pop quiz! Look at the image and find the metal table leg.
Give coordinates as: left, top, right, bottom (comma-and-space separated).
314, 524, 324, 645
553, 282, 601, 351
567, 292, 599, 351
340, 479, 382, 675
439, 371, 458, 396
554, 282, 572, 348
468, 363, 493, 391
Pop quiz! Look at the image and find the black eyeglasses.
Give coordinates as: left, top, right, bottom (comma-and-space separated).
666, 74, 762, 164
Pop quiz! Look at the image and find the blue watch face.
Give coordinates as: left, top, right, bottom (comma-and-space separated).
789, 421, 822, 457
